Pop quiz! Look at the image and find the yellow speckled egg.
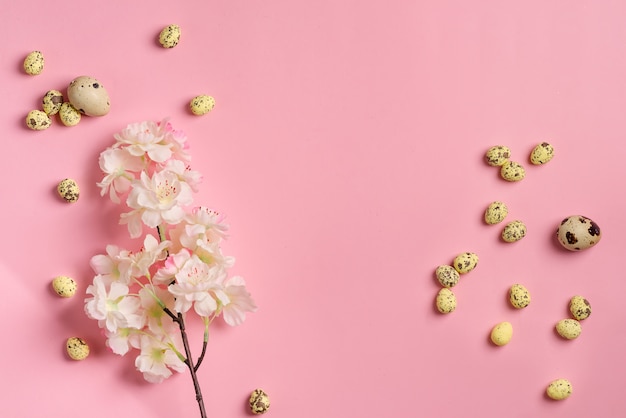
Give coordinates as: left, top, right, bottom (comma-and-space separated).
66, 337, 90, 360
484, 201, 508, 225
249, 389, 270, 414
485, 145, 511, 166
452, 252, 478, 274
490, 321, 513, 346
569, 295, 591, 320
500, 161, 526, 182
23, 50, 44, 75
530, 142, 555, 165
25, 110, 51, 131
190, 95, 216, 115
546, 378, 573, 400
436, 288, 457, 314
556, 319, 582, 340
501, 220, 527, 243
509, 284, 531, 309
52, 276, 77, 297
557, 215, 601, 251
42, 90, 64, 116
435, 265, 460, 288
58, 102, 81, 126
67, 76, 110, 116
159, 24, 181, 48
57, 178, 80, 203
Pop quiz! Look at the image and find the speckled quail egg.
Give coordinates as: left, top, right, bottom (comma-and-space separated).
435, 265, 460, 288
58, 102, 81, 126
500, 161, 526, 182
485, 145, 511, 166
501, 220, 527, 243
546, 378, 573, 400
530, 142, 555, 165
436, 288, 456, 314
569, 295, 591, 320
23, 50, 44, 75
249, 389, 270, 414
42, 90, 64, 116
67, 76, 110, 116
452, 252, 479, 274
66, 337, 90, 360
57, 178, 80, 203
490, 321, 513, 346
190, 95, 216, 115
556, 319, 582, 340
484, 201, 508, 225
25, 110, 51, 130
159, 24, 181, 48
52, 276, 77, 297
509, 284, 531, 309
556, 215, 601, 251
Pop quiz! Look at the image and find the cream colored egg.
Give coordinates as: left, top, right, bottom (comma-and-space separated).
490, 321, 513, 346
530, 142, 555, 165
500, 161, 526, 182
484, 201, 508, 225
501, 220, 527, 243
190, 95, 216, 115
57, 178, 80, 203
249, 389, 270, 415
557, 215, 601, 251
42, 90, 64, 116
58, 102, 81, 126
556, 319, 582, 340
546, 378, 573, 400
485, 145, 511, 166
23, 50, 44, 75
509, 284, 531, 309
67, 76, 110, 116
452, 252, 479, 274
66, 337, 90, 360
159, 24, 181, 48
569, 295, 591, 320
25, 110, 51, 130
436, 288, 457, 314
52, 276, 77, 298
435, 265, 460, 288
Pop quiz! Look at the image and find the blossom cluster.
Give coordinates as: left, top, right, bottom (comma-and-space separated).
84, 120, 256, 383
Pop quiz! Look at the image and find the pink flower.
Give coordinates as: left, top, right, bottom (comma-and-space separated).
134, 335, 186, 383
84, 275, 144, 333
97, 148, 144, 204
221, 276, 257, 326
114, 120, 173, 163
90, 245, 134, 285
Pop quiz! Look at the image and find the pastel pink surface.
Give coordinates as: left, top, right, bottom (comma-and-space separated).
2, 1, 626, 417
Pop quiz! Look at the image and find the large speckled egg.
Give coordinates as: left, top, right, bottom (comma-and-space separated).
556, 215, 601, 251
67, 76, 110, 116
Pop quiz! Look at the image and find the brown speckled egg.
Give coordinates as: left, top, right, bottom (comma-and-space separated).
58, 102, 81, 126
485, 145, 511, 166
66, 337, 90, 360
67, 76, 110, 116
546, 379, 573, 401
530, 142, 555, 165
500, 161, 526, 182
25, 110, 51, 130
42, 90, 64, 116
190, 95, 216, 115
52, 276, 77, 297
159, 24, 181, 48
249, 389, 270, 414
57, 178, 80, 203
23, 51, 44, 75
569, 295, 591, 320
556, 215, 601, 251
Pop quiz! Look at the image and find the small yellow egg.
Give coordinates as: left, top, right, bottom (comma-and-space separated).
25, 110, 51, 131
501, 220, 527, 243
58, 102, 81, 126
490, 321, 513, 346
23, 50, 44, 75
500, 161, 526, 182
249, 389, 270, 414
452, 252, 479, 274
42, 90, 64, 116
66, 337, 90, 360
57, 178, 80, 203
190, 95, 216, 115
530, 142, 555, 165
546, 378, 573, 400
52, 276, 77, 298
436, 288, 457, 314
159, 24, 181, 48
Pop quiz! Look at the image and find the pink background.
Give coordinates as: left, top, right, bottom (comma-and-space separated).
2, 1, 626, 417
